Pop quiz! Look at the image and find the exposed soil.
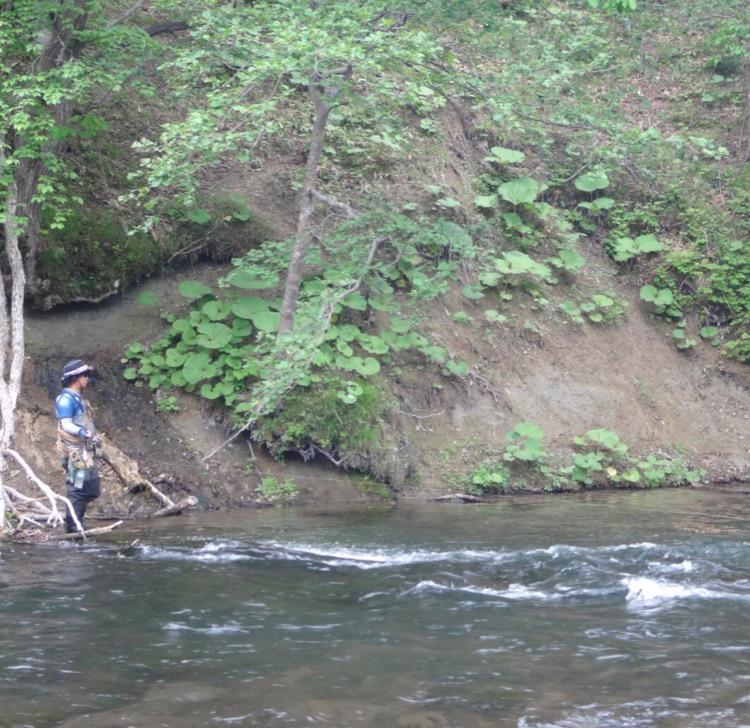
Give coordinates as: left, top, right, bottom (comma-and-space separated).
396, 238, 750, 493
16, 266, 369, 522
11, 102, 750, 513
13, 236, 749, 523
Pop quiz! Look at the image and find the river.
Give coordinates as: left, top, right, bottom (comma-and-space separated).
3, 489, 750, 727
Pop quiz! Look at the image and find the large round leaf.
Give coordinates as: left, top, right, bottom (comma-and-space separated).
225, 269, 279, 290
200, 381, 235, 400
252, 310, 280, 333
165, 348, 187, 368
341, 292, 367, 311
179, 280, 212, 299
355, 357, 381, 376
231, 296, 268, 319
137, 291, 158, 307
333, 324, 361, 342
497, 178, 540, 205
195, 322, 233, 349
336, 339, 354, 357
558, 248, 585, 271
186, 208, 211, 224
485, 146, 526, 164
359, 335, 389, 355
182, 352, 217, 384
574, 170, 609, 192
388, 317, 411, 334
202, 300, 231, 321
231, 318, 253, 337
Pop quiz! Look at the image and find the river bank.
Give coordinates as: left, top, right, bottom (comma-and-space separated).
3, 256, 745, 522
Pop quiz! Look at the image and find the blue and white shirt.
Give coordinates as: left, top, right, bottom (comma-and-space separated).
55, 388, 95, 439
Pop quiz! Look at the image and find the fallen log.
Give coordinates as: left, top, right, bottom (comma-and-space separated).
149, 495, 198, 519
102, 440, 175, 508
431, 493, 486, 503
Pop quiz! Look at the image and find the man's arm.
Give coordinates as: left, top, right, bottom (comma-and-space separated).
55, 393, 91, 439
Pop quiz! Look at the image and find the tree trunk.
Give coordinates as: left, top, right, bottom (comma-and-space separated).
278, 80, 333, 334
741, 60, 750, 161
12, 2, 89, 296
0, 159, 26, 531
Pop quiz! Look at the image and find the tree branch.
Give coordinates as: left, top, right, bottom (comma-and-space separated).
310, 189, 357, 218
145, 21, 191, 37
5, 449, 84, 534
106, 0, 145, 29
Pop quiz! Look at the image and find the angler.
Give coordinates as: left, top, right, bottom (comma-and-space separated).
55, 359, 103, 533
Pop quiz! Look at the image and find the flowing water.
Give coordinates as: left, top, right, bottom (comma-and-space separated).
4, 489, 750, 727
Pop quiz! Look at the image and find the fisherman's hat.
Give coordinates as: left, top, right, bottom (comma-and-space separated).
60, 359, 96, 383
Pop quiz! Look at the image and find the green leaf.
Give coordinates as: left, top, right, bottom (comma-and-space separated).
179, 281, 213, 299
336, 339, 354, 357
123, 367, 138, 381
182, 352, 217, 384
421, 345, 447, 362
335, 324, 362, 341
497, 177, 540, 205
341, 292, 367, 310
484, 309, 508, 324
165, 348, 187, 368
495, 251, 551, 278
591, 294, 614, 307
252, 310, 281, 333
461, 284, 485, 300
388, 317, 411, 334
502, 212, 533, 233
574, 170, 609, 192
202, 300, 231, 321
632, 234, 663, 254
196, 322, 233, 349
511, 422, 544, 440
231, 296, 268, 319
200, 382, 224, 400
231, 206, 252, 222
355, 357, 381, 376
436, 197, 461, 208
474, 194, 498, 208
558, 248, 585, 271
486, 146, 526, 164
591, 197, 615, 211
445, 359, 469, 377
186, 208, 211, 224
136, 291, 158, 307
654, 289, 674, 306
359, 335, 389, 355
700, 326, 718, 339
639, 285, 658, 302
225, 269, 279, 290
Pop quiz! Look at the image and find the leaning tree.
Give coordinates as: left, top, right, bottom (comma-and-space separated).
131, 0, 455, 333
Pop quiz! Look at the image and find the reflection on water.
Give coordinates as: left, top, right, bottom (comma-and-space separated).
3, 489, 750, 727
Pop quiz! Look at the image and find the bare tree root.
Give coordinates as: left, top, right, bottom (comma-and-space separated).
4, 449, 84, 535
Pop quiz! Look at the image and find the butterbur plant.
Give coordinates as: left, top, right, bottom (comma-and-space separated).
560, 293, 625, 325
503, 422, 546, 462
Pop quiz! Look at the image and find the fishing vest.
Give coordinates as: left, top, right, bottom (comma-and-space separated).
56, 390, 99, 470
